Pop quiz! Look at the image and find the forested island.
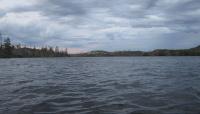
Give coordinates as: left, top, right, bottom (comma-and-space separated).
72, 45, 200, 57
0, 38, 69, 58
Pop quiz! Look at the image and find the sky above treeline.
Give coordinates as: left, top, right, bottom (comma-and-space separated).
0, 0, 200, 53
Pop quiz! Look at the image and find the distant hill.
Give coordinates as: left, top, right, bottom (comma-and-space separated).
191, 45, 200, 50
72, 45, 200, 57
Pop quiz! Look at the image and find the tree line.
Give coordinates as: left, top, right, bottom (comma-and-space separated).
0, 37, 69, 58
72, 46, 200, 57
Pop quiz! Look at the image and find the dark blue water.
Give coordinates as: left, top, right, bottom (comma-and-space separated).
0, 57, 200, 114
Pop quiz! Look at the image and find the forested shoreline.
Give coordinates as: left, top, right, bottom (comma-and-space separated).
1, 33, 200, 58
0, 38, 69, 58
1, 37, 200, 58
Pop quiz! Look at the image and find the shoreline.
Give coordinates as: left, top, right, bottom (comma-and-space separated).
1, 55, 200, 59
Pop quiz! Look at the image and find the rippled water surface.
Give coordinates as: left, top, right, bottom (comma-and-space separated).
0, 57, 200, 114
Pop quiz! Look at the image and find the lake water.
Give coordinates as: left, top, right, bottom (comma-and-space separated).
0, 57, 200, 114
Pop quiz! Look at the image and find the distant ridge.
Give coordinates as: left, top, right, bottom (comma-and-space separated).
72, 45, 200, 57
191, 45, 200, 50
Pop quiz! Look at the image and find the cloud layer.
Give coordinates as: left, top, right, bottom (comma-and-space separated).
0, 0, 200, 53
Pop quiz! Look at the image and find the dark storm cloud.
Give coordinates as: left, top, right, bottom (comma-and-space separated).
0, 0, 200, 53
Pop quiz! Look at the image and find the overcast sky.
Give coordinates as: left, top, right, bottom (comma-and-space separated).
0, 0, 200, 53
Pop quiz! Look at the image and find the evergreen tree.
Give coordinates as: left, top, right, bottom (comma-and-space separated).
4, 37, 13, 58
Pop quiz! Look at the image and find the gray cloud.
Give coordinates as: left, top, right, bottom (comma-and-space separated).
0, 0, 200, 53
38, 0, 87, 17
